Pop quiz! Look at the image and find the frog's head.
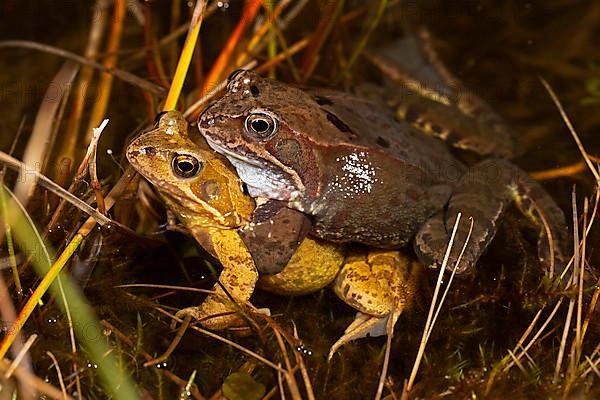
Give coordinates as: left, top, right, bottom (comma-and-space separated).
199, 70, 350, 208
126, 110, 254, 228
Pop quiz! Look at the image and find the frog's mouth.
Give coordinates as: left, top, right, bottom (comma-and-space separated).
204, 137, 302, 202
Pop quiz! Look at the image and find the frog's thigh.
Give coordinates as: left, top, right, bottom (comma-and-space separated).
188, 229, 259, 330
415, 159, 568, 274
333, 249, 415, 317
259, 237, 345, 296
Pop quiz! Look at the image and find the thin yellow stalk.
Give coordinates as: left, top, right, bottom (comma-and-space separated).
0, 234, 84, 359
163, 0, 207, 111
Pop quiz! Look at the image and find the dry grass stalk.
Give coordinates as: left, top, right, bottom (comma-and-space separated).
13, 61, 79, 206
45, 351, 68, 399
4, 334, 37, 379
403, 213, 473, 398
0, 359, 74, 400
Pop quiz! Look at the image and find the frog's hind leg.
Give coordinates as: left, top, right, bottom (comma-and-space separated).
414, 158, 569, 276
329, 250, 419, 360
366, 30, 520, 158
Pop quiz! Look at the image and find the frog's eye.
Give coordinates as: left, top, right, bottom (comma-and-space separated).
172, 154, 202, 179
244, 111, 279, 140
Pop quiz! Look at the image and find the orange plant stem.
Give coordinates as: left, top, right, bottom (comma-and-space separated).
201, 0, 264, 95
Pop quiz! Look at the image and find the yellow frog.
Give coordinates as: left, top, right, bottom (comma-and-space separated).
126, 111, 419, 356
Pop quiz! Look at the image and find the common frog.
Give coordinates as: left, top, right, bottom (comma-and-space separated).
198, 36, 568, 275
126, 111, 420, 356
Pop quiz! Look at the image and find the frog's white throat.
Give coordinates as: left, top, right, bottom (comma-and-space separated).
204, 138, 302, 202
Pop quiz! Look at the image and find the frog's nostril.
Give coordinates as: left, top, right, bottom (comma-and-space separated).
143, 146, 157, 155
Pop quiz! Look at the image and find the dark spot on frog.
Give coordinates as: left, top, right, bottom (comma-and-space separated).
376, 136, 390, 148
324, 110, 352, 133
342, 284, 350, 297
250, 85, 260, 97
314, 95, 334, 106
324, 110, 358, 141
271, 138, 302, 168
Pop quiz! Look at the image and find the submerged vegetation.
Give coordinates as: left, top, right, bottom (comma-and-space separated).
0, 0, 599, 398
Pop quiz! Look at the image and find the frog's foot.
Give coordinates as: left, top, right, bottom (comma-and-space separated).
174, 297, 246, 331
330, 250, 419, 358
174, 297, 271, 333
415, 158, 569, 275
328, 312, 398, 361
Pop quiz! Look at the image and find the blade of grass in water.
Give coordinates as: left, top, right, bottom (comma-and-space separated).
0, 182, 21, 294
0, 184, 139, 399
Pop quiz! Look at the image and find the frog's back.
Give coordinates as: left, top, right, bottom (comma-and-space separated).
305, 88, 465, 182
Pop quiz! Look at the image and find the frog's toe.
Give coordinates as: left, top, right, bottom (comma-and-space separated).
174, 298, 246, 331
328, 312, 397, 361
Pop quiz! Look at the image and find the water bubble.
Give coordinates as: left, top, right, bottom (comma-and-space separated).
296, 344, 313, 357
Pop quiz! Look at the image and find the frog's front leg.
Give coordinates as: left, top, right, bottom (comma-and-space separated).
329, 250, 420, 360
177, 228, 260, 330
414, 158, 568, 275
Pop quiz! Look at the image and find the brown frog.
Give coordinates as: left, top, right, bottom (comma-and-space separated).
126, 111, 420, 357
197, 36, 568, 275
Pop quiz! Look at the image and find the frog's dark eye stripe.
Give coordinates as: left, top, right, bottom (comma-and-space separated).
171, 154, 202, 178
244, 111, 279, 140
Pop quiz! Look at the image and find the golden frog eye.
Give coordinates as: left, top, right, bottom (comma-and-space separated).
244, 111, 279, 140
171, 154, 202, 178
